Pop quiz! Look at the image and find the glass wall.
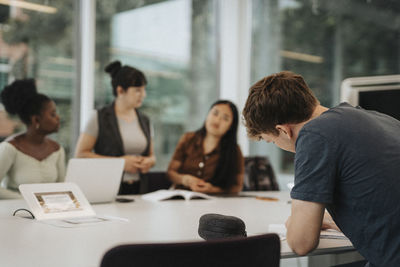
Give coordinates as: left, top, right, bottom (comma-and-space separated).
1, 0, 399, 182
0, 0, 77, 156
94, 0, 219, 170
250, 0, 400, 174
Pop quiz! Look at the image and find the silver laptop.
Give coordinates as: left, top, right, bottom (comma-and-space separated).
65, 158, 124, 204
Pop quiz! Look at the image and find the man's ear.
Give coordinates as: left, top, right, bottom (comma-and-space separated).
276, 124, 293, 139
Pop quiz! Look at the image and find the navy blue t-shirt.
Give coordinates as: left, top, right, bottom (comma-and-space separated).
291, 103, 400, 267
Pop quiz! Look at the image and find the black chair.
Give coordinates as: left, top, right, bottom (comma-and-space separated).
140, 171, 172, 193
100, 233, 281, 267
243, 156, 279, 191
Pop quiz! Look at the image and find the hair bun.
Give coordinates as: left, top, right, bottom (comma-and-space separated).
1, 79, 38, 115
105, 61, 122, 77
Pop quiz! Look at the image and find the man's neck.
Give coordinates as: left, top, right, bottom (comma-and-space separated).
290, 105, 329, 141
310, 105, 329, 119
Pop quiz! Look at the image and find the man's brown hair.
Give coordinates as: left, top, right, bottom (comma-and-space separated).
242, 71, 319, 137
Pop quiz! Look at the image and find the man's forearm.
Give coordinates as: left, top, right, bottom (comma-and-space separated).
286, 216, 320, 255
286, 199, 325, 255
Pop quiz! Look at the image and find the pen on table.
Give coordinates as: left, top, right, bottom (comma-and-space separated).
255, 196, 279, 201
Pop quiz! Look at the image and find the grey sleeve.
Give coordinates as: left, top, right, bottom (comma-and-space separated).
291, 131, 337, 204
82, 111, 99, 138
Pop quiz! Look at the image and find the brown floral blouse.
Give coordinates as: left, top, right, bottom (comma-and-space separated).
170, 132, 244, 187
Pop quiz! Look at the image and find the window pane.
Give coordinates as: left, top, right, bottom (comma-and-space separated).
95, 0, 218, 170
0, 0, 77, 156
251, 0, 400, 173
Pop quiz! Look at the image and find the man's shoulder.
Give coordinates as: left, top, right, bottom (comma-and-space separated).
300, 105, 352, 138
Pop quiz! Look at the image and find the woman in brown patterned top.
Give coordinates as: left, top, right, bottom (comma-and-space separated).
167, 100, 244, 193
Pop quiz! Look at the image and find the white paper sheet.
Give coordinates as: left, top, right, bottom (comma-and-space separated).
267, 224, 348, 241
38, 215, 129, 228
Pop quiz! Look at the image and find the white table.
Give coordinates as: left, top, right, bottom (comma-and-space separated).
0, 192, 355, 267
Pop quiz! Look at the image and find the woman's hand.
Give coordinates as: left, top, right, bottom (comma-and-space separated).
137, 156, 155, 173
192, 181, 215, 193
182, 175, 222, 193
122, 155, 143, 173
182, 175, 204, 190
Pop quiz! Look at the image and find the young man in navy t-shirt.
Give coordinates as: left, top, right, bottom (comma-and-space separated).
242, 71, 400, 267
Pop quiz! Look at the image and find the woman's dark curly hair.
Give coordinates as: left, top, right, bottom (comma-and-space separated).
1, 79, 50, 125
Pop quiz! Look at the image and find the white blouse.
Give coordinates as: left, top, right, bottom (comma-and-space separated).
0, 141, 65, 198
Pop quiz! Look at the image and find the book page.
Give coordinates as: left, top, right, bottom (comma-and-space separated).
320, 229, 347, 239
141, 190, 182, 201
38, 215, 129, 228
186, 191, 213, 200
142, 189, 214, 201
267, 224, 348, 241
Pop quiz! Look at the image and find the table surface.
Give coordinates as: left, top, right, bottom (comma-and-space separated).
0, 191, 354, 267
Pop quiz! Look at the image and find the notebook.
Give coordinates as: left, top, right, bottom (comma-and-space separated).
65, 158, 125, 203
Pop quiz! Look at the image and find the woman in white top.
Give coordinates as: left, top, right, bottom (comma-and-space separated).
0, 79, 65, 199
74, 61, 155, 194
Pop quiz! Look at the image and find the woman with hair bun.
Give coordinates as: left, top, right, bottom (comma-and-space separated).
0, 79, 65, 199
75, 61, 155, 195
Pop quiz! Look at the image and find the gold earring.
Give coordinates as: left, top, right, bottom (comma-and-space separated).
36, 124, 40, 130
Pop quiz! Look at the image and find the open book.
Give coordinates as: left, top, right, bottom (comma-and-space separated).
320, 229, 348, 239
141, 189, 214, 202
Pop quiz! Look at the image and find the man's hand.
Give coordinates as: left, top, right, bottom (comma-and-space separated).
321, 211, 340, 231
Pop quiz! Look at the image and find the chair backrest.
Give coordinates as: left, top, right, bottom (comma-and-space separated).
140, 171, 172, 193
243, 156, 279, 191
100, 233, 280, 267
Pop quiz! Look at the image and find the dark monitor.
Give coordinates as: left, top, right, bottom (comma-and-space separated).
340, 75, 400, 121
358, 89, 400, 121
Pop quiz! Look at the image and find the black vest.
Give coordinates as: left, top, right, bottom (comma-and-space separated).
94, 102, 151, 157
